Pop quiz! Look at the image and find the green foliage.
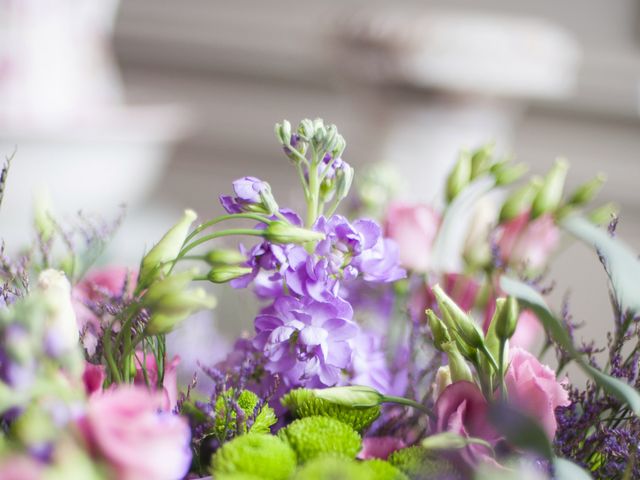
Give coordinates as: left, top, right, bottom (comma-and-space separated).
282, 388, 380, 432
215, 389, 277, 436
277, 416, 362, 463
211, 433, 296, 480
388, 446, 459, 479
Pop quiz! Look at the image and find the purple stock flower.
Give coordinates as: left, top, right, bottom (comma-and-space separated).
219, 176, 271, 214
253, 296, 358, 387
351, 219, 406, 283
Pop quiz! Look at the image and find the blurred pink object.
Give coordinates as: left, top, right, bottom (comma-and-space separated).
0, 455, 43, 480
78, 386, 191, 480
435, 380, 499, 466
134, 352, 181, 411
505, 347, 570, 439
82, 363, 106, 396
510, 309, 544, 351
358, 437, 406, 460
384, 202, 440, 272
496, 211, 560, 271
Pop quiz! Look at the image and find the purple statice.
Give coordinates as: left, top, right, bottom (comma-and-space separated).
253, 295, 358, 387
219, 176, 273, 214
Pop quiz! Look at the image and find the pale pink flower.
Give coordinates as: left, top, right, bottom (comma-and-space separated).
384, 202, 440, 272
510, 310, 544, 351
358, 437, 406, 460
134, 352, 181, 411
505, 347, 570, 439
0, 455, 44, 480
78, 386, 191, 480
496, 212, 559, 271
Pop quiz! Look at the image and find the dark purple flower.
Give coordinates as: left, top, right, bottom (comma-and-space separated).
219, 176, 273, 214
253, 296, 358, 387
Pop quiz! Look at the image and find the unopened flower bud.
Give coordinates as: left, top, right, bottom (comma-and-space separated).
257, 185, 279, 216
446, 150, 472, 203
298, 119, 315, 140
275, 120, 292, 146
331, 135, 346, 160
432, 284, 484, 350
205, 249, 246, 266
442, 341, 473, 383
263, 221, 325, 244
568, 173, 606, 206
495, 296, 519, 340
335, 163, 354, 201
470, 144, 494, 179
432, 366, 452, 402
139, 210, 197, 289
531, 159, 569, 219
426, 309, 451, 351
37, 269, 79, 352
312, 385, 383, 408
33, 191, 54, 243
499, 179, 541, 223
492, 162, 529, 186
145, 288, 216, 335
587, 202, 619, 226
208, 265, 253, 284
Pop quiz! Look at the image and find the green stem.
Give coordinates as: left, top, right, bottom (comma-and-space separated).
179, 229, 265, 258
184, 213, 270, 245
306, 149, 320, 228
480, 344, 500, 373
103, 331, 122, 383
381, 395, 435, 418
498, 338, 507, 400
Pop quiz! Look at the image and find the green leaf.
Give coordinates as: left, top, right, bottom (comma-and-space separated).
487, 402, 553, 460
500, 276, 640, 416
561, 215, 640, 315
421, 432, 493, 453
432, 175, 495, 272
553, 458, 594, 480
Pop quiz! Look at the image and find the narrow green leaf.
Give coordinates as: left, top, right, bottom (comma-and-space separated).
562, 215, 640, 315
432, 175, 495, 272
553, 458, 594, 480
500, 276, 640, 416
487, 402, 553, 460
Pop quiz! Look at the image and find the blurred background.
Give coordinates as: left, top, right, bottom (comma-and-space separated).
1, 0, 639, 368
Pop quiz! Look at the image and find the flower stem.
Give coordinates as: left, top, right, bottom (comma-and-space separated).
381, 395, 435, 419
184, 213, 270, 245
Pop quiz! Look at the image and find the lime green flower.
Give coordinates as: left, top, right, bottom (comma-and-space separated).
360, 459, 409, 480
215, 389, 276, 435
291, 456, 364, 480
211, 434, 296, 480
388, 446, 458, 479
282, 388, 380, 432
278, 416, 361, 463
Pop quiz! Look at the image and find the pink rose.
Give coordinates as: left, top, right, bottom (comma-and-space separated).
384, 202, 440, 272
435, 381, 499, 465
505, 347, 570, 439
79, 386, 191, 480
496, 212, 559, 271
134, 352, 181, 411
73, 267, 137, 356
358, 437, 406, 460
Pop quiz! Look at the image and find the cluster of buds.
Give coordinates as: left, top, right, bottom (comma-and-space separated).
499, 159, 612, 224
446, 144, 528, 203
276, 118, 346, 163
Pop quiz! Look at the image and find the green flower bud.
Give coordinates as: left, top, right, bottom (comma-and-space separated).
211, 434, 296, 480
311, 385, 382, 408
441, 342, 473, 383
495, 296, 519, 340
292, 456, 365, 480
388, 446, 458, 479
426, 310, 451, 351
278, 416, 362, 463
263, 221, 324, 244
33, 191, 55, 243
139, 209, 197, 289
432, 366, 452, 402
432, 285, 484, 350
298, 119, 315, 141
335, 163, 354, 201
531, 159, 569, 219
499, 179, 541, 223
360, 459, 409, 480
446, 150, 472, 203
492, 162, 529, 186
205, 249, 247, 266
143, 269, 197, 304
587, 202, 619, 226
568, 173, 606, 206
275, 120, 292, 146
421, 432, 493, 453
470, 144, 494, 179
331, 135, 347, 160
214, 389, 277, 435
208, 265, 253, 284
281, 388, 380, 432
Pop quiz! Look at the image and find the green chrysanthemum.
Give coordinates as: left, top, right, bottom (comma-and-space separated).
278, 415, 362, 463
360, 459, 409, 480
388, 446, 459, 480
215, 389, 277, 435
282, 388, 380, 431
211, 433, 296, 480
291, 456, 365, 480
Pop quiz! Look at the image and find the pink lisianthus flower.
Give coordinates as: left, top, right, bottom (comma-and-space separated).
73, 267, 137, 356
496, 211, 560, 271
82, 363, 106, 396
78, 386, 191, 480
505, 347, 570, 439
434, 381, 500, 466
358, 437, 406, 460
383, 202, 440, 272
509, 310, 544, 351
134, 352, 181, 411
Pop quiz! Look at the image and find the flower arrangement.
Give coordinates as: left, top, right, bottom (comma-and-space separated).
0, 118, 638, 480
